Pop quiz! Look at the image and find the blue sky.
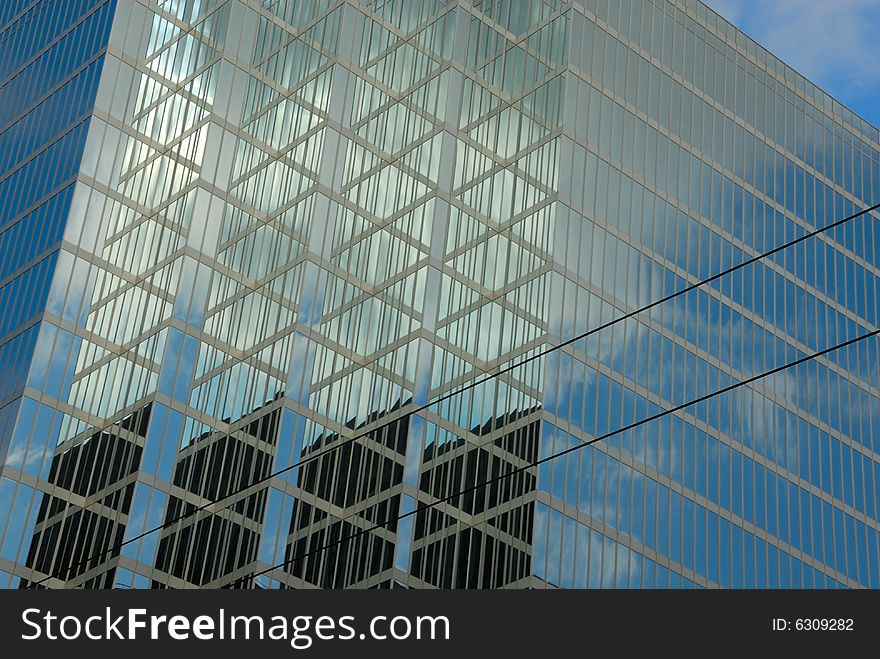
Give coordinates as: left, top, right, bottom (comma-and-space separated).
703, 0, 880, 130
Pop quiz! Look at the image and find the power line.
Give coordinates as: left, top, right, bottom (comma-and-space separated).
31, 200, 880, 587
237, 326, 880, 588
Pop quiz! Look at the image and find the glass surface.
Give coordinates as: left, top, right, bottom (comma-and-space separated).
0, 0, 878, 589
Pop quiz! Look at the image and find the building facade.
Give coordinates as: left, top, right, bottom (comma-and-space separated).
1, 0, 879, 589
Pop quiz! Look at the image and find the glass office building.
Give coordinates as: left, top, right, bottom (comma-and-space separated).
1, 0, 879, 589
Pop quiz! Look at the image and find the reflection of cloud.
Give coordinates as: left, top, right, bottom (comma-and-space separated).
535, 502, 642, 588
4, 445, 27, 469
735, 370, 797, 457
704, 0, 880, 126
605, 534, 639, 588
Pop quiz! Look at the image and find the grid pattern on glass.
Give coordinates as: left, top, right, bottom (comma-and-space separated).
0, 0, 119, 588
0, 0, 878, 590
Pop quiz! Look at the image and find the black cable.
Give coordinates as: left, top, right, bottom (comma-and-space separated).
237, 327, 880, 588
32, 200, 880, 587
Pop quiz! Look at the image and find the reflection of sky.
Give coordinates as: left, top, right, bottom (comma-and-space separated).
542, 200, 880, 585
547, 266, 880, 480
0, 477, 42, 565
534, 501, 690, 588
535, 411, 863, 587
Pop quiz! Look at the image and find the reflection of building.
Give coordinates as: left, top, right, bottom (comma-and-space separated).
410, 408, 540, 588
1, 0, 879, 589
286, 405, 540, 589
153, 396, 282, 587
285, 404, 410, 588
